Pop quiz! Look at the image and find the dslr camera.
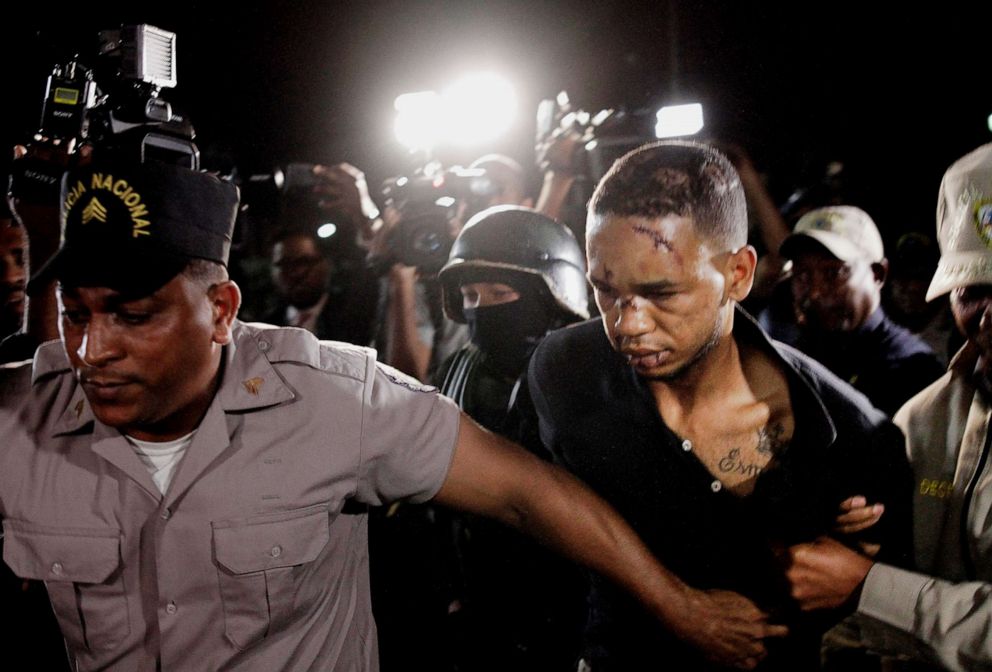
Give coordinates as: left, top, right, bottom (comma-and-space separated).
372, 164, 498, 274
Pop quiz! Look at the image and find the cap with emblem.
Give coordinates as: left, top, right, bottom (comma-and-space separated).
27, 159, 239, 297
926, 143, 992, 301
780, 205, 885, 264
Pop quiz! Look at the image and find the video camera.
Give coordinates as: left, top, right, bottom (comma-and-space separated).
536, 91, 659, 183
37, 24, 196, 168
11, 25, 197, 204
372, 163, 499, 274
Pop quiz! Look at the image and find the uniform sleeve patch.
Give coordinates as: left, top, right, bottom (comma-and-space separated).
379, 364, 438, 393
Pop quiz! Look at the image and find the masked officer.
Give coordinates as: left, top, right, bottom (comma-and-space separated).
436, 205, 589, 432
371, 206, 590, 671
438, 206, 589, 671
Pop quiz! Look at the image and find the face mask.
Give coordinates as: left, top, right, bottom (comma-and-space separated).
463, 294, 555, 373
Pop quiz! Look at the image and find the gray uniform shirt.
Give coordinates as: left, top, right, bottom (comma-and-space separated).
0, 321, 461, 671
857, 342, 992, 671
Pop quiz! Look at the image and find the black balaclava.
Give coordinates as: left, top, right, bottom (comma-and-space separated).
463, 291, 556, 375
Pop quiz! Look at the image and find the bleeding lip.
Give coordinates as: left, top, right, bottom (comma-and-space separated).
623, 350, 669, 369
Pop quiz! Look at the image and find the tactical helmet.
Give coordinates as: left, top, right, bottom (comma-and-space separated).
439, 205, 589, 323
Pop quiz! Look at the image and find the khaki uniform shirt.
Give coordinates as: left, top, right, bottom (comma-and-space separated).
0, 321, 460, 671
857, 342, 992, 670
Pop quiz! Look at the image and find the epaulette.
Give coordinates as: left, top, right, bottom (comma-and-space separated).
238, 322, 372, 383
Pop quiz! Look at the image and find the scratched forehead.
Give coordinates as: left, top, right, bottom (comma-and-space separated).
588, 213, 702, 284
589, 214, 692, 258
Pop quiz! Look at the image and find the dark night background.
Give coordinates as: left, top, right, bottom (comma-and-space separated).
4, 1, 992, 246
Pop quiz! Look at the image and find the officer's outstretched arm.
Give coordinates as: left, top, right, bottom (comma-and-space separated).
433, 414, 788, 671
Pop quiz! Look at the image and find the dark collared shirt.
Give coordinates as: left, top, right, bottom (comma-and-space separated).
527, 309, 913, 671
796, 308, 944, 417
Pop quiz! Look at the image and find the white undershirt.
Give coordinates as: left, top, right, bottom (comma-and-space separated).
126, 431, 196, 495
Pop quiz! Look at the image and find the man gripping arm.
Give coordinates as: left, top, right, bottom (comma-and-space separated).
437, 415, 789, 671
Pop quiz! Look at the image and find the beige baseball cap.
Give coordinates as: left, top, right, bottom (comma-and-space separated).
780, 205, 885, 264
927, 143, 992, 301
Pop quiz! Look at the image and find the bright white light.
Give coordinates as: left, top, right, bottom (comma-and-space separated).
317, 223, 337, 239
435, 196, 456, 208
987, 113, 992, 134
442, 73, 517, 146
393, 73, 517, 151
655, 103, 704, 139
394, 91, 442, 152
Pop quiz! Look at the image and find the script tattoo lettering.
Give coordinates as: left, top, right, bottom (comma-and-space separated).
718, 448, 763, 477
631, 224, 674, 252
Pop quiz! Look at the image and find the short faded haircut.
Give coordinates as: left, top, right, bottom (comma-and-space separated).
182, 258, 229, 290
589, 140, 747, 249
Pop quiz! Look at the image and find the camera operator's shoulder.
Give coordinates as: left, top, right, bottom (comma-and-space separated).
237, 321, 373, 384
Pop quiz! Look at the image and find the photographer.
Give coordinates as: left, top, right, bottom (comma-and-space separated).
0, 143, 71, 363
262, 164, 380, 346
0, 146, 73, 672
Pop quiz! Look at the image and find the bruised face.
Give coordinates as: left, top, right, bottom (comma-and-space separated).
587, 213, 751, 381
58, 272, 236, 441
790, 247, 882, 333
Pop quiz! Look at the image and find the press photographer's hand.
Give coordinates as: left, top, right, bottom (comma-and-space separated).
312, 163, 380, 239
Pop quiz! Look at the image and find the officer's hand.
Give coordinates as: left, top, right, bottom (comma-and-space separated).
678, 588, 788, 670
786, 536, 874, 611
834, 495, 884, 535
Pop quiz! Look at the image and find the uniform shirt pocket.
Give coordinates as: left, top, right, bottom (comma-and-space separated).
2, 519, 128, 652
212, 504, 331, 650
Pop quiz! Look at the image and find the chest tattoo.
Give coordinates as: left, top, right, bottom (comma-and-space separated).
718, 448, 763, 477
714, 423, 789, 481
